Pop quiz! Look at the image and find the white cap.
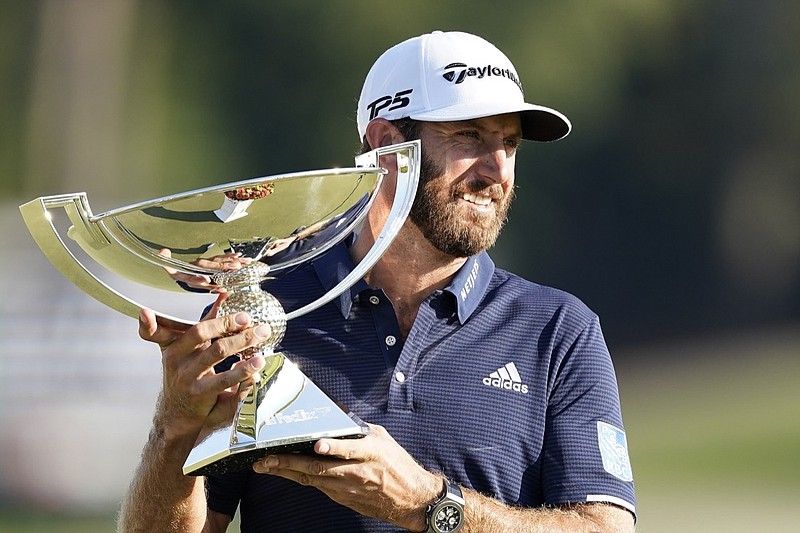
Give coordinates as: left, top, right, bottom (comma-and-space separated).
357, 31, 571, 142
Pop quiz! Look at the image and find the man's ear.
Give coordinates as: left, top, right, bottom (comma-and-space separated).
364, 118, 407, 150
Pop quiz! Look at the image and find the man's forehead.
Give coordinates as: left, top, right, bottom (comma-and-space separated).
423, 114, 523, 135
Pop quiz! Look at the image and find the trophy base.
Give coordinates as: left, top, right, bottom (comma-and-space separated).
183, 359, 369, 476
186, 418, 367, 477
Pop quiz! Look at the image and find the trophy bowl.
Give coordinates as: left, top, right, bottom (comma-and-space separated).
19, 141, 420, 475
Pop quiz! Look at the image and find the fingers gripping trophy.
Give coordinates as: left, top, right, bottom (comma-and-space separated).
19, 140, 420, 475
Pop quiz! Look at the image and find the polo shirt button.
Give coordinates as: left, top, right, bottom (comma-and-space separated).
385, 335, 397, 346
369, 295, 380, 305
394, 371, 406, 383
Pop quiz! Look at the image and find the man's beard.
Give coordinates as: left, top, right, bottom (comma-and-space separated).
409, 152, 514, 258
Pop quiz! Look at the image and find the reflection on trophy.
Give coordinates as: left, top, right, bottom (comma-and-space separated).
214, 182, 275, 223
19, 141, 420, 475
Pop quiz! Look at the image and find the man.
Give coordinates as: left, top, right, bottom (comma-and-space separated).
119, 31, 636, 532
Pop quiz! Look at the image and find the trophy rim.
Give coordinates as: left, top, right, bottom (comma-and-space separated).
90, 165, 387, 222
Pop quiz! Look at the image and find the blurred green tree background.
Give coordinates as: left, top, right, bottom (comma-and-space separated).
3, 0, 798, 346
0, 0, 800, 341
1, 1, 798, 532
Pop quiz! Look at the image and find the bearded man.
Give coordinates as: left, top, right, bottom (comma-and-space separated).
120, 31, 636, 533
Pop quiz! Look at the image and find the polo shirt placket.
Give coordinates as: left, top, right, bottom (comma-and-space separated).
356, 287, 413, 411
385, 293, 437, 413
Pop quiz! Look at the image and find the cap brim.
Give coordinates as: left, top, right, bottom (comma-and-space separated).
410, 102, 571, 142
520, 107, 571, 142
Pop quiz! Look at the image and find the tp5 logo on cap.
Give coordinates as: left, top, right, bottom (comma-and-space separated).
366, 89, 413, 121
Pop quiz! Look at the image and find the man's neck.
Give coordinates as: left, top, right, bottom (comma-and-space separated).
351, 223, 467, 338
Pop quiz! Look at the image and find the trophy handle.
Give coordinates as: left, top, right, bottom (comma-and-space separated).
19, 193, 188, 329
285, 140, 420, 320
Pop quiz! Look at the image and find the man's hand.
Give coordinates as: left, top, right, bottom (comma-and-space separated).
252, 423, 441, 532
120, 306, 264, 533
138, 306, 271, 440
160, 248, 253, 292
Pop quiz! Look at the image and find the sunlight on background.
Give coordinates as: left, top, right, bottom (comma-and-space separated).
1, 1, 798, 532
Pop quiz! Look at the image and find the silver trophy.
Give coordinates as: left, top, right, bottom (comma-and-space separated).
19, 141, 420, 476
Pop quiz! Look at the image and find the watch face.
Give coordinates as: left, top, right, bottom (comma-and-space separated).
433, 503, 463, 532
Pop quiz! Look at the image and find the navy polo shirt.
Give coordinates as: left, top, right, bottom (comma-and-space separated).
207, 242, 636, 531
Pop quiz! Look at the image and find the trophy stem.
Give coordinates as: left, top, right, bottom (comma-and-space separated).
211, 263, 290, 439
233, 351, 304, 442
214, 263, 287, 356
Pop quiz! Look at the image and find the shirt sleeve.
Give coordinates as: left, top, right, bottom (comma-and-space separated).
206, 470, 248, 519
541, 315, 637, 518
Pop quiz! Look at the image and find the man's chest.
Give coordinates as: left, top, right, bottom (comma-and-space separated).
280, 299, 551, 454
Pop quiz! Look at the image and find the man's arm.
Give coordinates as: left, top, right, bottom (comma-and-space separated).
117, 308, 270, 532
118, 405, 218, 533
463, 491, 634, 532
253, 424, 635, 533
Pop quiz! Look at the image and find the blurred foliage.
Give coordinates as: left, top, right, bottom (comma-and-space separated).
1, 0, 799, 347
0, 508, 116, 533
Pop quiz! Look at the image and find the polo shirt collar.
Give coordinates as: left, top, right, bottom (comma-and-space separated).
312, 242, 495, 322
443, 251, 495, 323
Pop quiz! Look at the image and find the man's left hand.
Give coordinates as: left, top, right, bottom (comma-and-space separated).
253, 423, 442, 531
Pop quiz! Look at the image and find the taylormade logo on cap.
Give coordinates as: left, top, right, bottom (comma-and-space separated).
357, 31, 571, 143
442, 62, 524, 92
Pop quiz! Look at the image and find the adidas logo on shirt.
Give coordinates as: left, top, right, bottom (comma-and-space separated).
483, 362, 529, 394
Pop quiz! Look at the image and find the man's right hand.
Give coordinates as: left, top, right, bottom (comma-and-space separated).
119, 308, 262, 532
138, 307, 271, 442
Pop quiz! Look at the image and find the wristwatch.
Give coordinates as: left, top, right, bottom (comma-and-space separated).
425, 479, 465, 533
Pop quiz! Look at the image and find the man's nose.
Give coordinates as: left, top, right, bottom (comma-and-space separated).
478, 143, 514, 184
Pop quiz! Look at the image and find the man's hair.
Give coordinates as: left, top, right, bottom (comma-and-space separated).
357, 118, 424, 155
